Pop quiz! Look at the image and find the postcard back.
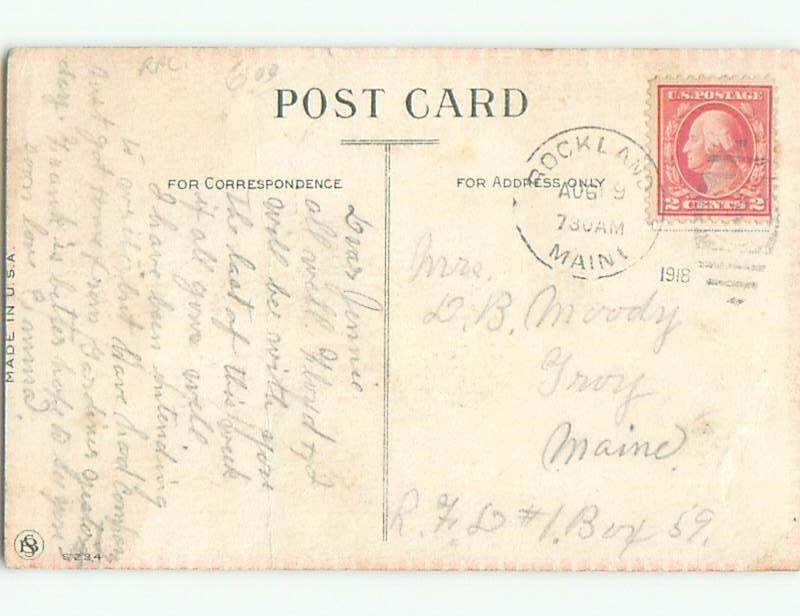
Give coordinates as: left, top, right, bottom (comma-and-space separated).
3, 48, 800, 570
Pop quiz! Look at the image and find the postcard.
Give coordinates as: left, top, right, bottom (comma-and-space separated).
4, 48, 799, 569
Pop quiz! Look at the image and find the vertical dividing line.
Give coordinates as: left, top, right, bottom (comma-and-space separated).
383, 144, 391, 542
339, 138, 437, 542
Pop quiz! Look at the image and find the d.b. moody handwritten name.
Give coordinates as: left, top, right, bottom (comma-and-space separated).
274, 87, 529, 119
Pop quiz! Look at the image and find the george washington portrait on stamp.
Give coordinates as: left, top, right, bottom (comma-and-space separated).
658, 84, 772, 217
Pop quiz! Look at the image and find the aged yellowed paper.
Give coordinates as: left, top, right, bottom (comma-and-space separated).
3, 48, 799, 570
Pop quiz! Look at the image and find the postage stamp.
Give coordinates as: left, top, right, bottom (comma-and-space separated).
656, 83, 772, 219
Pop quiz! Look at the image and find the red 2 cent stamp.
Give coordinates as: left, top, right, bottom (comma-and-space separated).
657, 84, 772, 218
